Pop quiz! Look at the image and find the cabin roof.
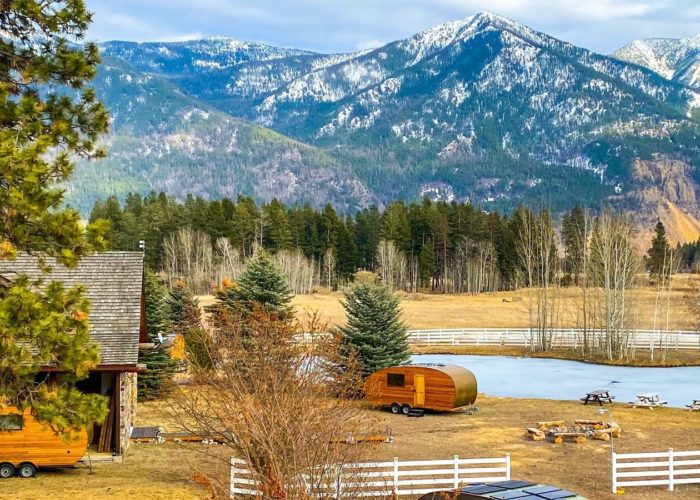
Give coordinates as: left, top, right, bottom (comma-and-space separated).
1, 252, 144, 366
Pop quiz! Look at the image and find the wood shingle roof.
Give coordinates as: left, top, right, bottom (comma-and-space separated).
1, 251, 144, 366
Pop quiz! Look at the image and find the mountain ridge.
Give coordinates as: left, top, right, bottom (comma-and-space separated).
66, 12, 700, 240
614, 35, 700, 89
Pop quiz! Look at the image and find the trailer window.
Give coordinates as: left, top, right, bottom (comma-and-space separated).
387, 374, 405, 387
0, 414, 23, 431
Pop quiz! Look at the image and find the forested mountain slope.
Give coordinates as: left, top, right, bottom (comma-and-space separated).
69, 12, 700, 231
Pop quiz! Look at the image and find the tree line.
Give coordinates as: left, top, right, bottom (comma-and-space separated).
89, 192, 541, 294
91, 192, 695, 297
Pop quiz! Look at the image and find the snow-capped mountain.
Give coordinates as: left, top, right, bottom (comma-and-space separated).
71, 12, 700, 223
614, 36, 700, 89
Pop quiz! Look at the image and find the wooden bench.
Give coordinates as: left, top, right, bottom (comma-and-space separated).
630, 394, 668, 409
551, 432, 587, 445
686, 400, 700, 412
581, 390, 615, 406
526, 427, 546, 441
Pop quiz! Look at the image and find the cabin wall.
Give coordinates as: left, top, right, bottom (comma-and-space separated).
118, 372, 137, 455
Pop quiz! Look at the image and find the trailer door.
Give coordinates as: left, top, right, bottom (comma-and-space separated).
414, 374, 425, 406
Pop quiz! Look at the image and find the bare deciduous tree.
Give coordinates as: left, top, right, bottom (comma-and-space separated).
588, 211, 641, 360
376, 240, 407, 291
515, 209, 561, 352
169, 309, 380, 498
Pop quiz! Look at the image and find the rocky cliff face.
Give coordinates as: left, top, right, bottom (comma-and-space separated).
633, 155, 699, 208
628, 155, 700, 244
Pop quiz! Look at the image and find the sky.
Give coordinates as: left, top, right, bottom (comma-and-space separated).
86, 0, 700, 54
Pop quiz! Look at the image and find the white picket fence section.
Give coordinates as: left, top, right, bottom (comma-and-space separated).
231, 454, 510, 498
612, 449, 700, 493
407, 328, 700, 351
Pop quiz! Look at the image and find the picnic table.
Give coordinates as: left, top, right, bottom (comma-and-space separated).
581, 390, 615, 406
629, 393, 668, 409
687, 399, 700, 411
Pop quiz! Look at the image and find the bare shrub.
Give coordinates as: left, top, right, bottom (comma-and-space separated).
169, 308, 380, 498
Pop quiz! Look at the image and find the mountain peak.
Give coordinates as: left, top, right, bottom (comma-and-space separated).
470, 11, 509, 24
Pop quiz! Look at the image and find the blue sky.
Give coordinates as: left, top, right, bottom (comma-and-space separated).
86, 0, 700, 54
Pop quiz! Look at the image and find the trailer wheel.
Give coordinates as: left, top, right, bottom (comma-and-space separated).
18, 462, 36, 478
0, 463, 15, 479
390, 403, 401, 414
401, 404, 412, 415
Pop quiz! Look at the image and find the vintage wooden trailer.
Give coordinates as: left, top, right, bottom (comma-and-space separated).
0, 407, 88, 478
364, 364, 478, 414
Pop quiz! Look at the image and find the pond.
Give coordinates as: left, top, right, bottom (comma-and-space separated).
412, 354, 700, 408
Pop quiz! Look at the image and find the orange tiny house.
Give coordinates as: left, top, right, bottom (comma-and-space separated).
0, 407, 88, 478
365, 364, 477, 414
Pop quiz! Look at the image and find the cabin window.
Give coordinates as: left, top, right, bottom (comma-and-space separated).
0, 414, 23, 431
387, 373, 405, 387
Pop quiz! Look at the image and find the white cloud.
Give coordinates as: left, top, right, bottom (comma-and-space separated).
86, 0, 700, 54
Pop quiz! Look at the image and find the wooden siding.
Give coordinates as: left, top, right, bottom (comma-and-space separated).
0, 407, 87, 467
365, 365, 477, 411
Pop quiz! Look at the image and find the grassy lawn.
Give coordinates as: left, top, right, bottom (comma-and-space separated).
4, 398, 700, 499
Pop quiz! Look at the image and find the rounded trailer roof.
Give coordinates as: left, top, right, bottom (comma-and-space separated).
382, 362, 476, 384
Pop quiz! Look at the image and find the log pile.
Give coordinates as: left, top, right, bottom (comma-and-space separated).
526, 419, 621, 444
98, 392, 117, 453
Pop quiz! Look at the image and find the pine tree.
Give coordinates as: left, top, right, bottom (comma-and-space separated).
562, 206, 586, 285
222, 252, 294, 321
263, 199, 292, 253
138, 270, 177, 399
419, 241, 436, 289
337, 283, 410, 376
168, 280, 211, 367
0, 0, 110, 431
647, 221, 671, 279
169, 280, 201, 333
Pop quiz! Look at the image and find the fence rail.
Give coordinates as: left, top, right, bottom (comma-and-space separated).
612, 449, 700, 493
407, 328, 700, 351
231, 454, 510, 498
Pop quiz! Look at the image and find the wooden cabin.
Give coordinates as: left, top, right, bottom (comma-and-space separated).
365, 364, 477, 414
0, 407, 88, 478
1, 252, 146, 457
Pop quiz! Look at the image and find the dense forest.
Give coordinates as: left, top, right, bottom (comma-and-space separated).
89, 193, 699, 295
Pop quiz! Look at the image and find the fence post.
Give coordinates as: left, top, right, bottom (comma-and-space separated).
333, 465, 343, 500
506, 454, 511, 481
393, 457, 399, 495
453, 455, 459, 488
611, 452, 617, 494
669, 448, 674, 492
230, 458, 236, 498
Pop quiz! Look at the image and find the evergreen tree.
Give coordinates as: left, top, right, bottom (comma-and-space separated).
562, 206, 586, 285
263, 199, 292, 253
168, 280, 211, 368
647, 221, 671, 278
222, 252, 293, 321
0, 0, 110, 431
138, 270, 177, 399
337, 283, 410, 376
419, 241, 436, 289
169, 280, 201, 333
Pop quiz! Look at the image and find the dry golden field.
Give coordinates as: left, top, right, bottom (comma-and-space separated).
4, 398, 700, 499
199, 274, 697, 331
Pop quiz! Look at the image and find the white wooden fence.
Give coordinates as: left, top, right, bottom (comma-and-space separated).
612, 449, 700, 493
407, 328, 700, 351
231, 454, 510, 498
